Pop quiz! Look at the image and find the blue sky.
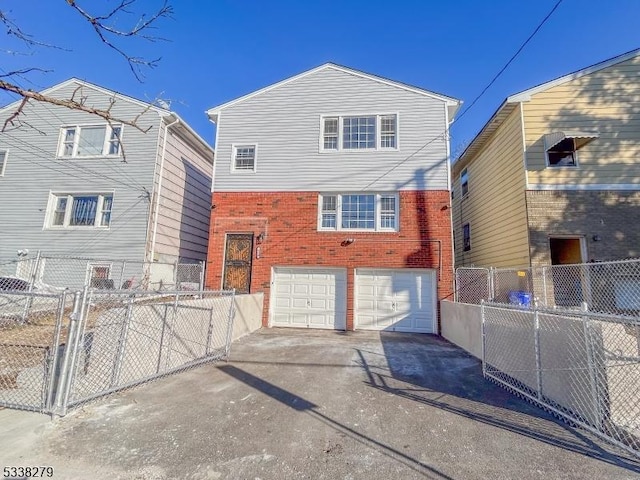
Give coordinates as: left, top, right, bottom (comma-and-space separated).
1, 0, 639, 157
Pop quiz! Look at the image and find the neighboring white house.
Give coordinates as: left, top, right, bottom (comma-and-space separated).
0, 78, 214, 289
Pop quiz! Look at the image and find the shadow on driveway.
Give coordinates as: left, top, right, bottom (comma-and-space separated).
223, 329, 640, 478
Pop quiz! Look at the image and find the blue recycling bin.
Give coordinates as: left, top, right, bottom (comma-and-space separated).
509, 290, 532, 307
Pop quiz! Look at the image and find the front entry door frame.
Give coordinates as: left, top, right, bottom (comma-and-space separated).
223, 233, 254, 294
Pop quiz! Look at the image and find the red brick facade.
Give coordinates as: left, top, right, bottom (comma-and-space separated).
205, 190, 454, 330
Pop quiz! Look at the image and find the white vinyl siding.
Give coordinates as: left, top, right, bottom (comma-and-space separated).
57, 124, 122, 158
213, 67, 450, 192
318, 193, 398, 232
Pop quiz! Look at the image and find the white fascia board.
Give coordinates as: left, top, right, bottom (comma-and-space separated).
205, 63, 461, 119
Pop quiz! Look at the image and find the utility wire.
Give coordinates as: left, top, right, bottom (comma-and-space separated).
362, 0, 563, 189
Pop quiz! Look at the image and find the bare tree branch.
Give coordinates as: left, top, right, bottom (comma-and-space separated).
66, 0, 174, 81
1, 80, 153, 133
0, 11, 70, 50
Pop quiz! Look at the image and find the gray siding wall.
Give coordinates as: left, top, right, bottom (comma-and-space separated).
153, 124, 213, 263
213, 67, 450, 192
0, 81, 162, 261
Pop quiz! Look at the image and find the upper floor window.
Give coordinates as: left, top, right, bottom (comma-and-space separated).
47, 192, 113, 229
232, 144, 257, 172
321, 114, 398, 151
58, 125, 122, 158
460, 168, 469, 196
543, 131, 598, 168
0, 150, 7, 176
318, 193, 398, 231
463, 223, 471, 251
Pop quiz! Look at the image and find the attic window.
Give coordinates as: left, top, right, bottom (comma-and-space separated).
544, 132, 598, 167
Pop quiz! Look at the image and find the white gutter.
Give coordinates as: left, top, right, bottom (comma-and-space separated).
150, 117, 180, 262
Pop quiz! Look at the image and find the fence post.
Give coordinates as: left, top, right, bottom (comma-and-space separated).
119, 261, 127, 290
110, 294, 135, 387
489, 267, 495, 301
534, 308, 543, 400
45, 291, 68, 413
52, 289, 85, 417
480, 300, 487, 373
542, 265, 548, 307
199, 261, 206, 292
582, 303, 602, 428
21, 251, 42, 324
224, 290, 236, 359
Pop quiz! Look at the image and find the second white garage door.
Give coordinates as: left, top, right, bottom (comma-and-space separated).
270, 267, 347, 330
355, 269, 437, 333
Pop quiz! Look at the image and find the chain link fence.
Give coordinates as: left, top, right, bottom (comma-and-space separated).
482, 301, 640, 458
0, 253, 205, 292
455, 267, 491, 304
0, 289, 235, 416
456, 258, 640, 314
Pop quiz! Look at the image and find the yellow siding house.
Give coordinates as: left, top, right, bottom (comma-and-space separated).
452, 48, 640, 269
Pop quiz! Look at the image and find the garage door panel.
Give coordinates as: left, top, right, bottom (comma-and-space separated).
271, 267, 346, 330
355, 269, 436, 333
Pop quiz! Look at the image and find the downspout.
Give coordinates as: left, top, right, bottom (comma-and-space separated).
150, 117, 180, 263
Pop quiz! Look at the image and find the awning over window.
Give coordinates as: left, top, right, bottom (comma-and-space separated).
544, 131, 599, 151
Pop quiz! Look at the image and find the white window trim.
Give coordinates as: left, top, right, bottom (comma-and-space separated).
0, 149, 7, 176
86, 262, 113, 283
317, 193, 399, 232
544, 137, 580, 169
460, 168, 469, 197
319, 113, 400, 153
57, 124, 124, 158
44, 191, 115, 230
230, 143, 258, 173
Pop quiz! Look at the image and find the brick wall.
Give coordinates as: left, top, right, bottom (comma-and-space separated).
205, 190, 454, 330
526, 190, 640, 266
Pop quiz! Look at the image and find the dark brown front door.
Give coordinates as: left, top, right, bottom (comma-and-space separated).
223, 234, 253, 293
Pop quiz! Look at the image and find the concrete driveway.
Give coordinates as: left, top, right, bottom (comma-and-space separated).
1, 329, 639, 479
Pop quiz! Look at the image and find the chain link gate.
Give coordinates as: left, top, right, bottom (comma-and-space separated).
482, 301, 640, 458
0, 289, 236, 416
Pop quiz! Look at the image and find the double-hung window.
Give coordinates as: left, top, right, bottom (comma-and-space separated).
58, 125, 122, 158
232, 144, 257, 172
321, 114, 398, 151
47, 193, 114, 229
318, 193, 398, 231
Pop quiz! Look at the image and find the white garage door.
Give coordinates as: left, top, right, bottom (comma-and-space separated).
270, 267, 347, 330
355, 269, 436, 333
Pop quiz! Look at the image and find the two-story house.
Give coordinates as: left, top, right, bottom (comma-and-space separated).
452, 48, 640, 272
205, 63, 460, 332
0, 78, 214, 288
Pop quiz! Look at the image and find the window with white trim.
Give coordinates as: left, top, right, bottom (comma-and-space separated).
321, 114, 398, 151
318, 193, 398, 231
460, 168, 469, 196
0, 150, 7, 176
58, 125, 122, 157
232, 145, 257, 172
88, 263, 114, 289
47, 193, 114, 228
